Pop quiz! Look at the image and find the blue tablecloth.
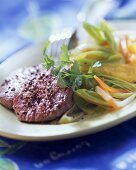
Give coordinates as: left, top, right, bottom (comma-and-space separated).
1, 0, 136, 170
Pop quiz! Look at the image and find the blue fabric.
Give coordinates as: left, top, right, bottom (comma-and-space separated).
1, 0, 136, 170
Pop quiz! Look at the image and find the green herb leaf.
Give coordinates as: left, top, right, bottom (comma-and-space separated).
43, 55, 55, 70
71, 75, 83, 91
53, 65, 62, 76
60, 43, 72, 65
70, 61, 80, 75
57, 72, 68, 88
43, 41, 55, 70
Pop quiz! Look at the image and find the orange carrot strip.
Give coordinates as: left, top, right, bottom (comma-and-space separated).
101, 41, 109, 47
118, 36, 130, 64
94, 75, 127, 93
107, 99, 120, 110
125, 35, 129, 47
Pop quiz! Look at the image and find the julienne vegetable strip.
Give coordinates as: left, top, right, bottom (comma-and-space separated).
115, 94, 136, 107
83, 19, 116, 49
100, 19, 116, 50
76, 89, 109, 107
118, 36, 130, 63
74, 94, 107, 115
76, 50, 121, 63
117, 35, 136, 64
75, 20, 122, 72
95, 86, 120, 109
93, 75, 127, 93
110, 92, 133, 99
96, 86, 136, 109
96, 73, 136, 92
83, 22, 104, 44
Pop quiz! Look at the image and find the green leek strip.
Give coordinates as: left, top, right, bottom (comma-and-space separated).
83, 22, 104, 44
97, 46, 115, 53
74, 94, 107, 115
76, 50, 111, 59
77, 58, 96, 65
110, 92, 133, 99
76, 89, 109, 106
74, 94, 96, 114
96, 73, 136, 92
107, 54, 121, 61
100, 19, 116, 50
76, 51, 121, 66
105, 79, 136, 92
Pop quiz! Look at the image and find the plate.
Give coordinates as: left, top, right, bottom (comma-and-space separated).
1, 21, 136, 141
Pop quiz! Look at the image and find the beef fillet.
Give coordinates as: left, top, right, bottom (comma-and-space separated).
0, 66, 42, 109
13, 72, 73, 123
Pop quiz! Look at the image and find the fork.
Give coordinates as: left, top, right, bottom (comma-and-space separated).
46, 30, 78, 59
46, 0, 113, 58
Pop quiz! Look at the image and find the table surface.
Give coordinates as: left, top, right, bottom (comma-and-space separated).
1, 0, 136, 170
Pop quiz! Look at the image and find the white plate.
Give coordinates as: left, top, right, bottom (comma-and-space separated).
1, 21, 136, 141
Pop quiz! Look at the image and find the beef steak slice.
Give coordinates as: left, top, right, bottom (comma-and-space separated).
0, 65, 42, 109
13, 72, 73, 123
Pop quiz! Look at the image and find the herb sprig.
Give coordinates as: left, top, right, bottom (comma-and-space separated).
43, 43, 89, 90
